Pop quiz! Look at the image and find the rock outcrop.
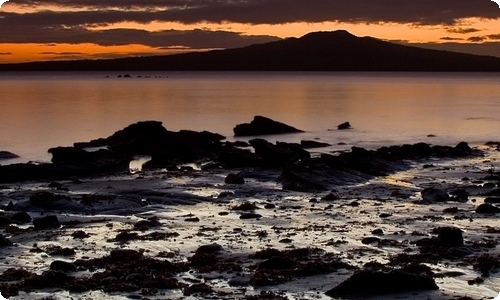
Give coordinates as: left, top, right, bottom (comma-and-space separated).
325, 269, 438, 297
233, 116, 303, 136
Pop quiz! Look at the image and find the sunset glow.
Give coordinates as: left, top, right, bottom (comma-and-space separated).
1, 0, 499, 63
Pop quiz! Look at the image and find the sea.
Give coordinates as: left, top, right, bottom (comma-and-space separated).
1, 71, 500, 164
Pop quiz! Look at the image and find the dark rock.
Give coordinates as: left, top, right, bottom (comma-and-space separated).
233, 116, 303, 136
50, 247, 76, 256
259, 256, 294, 270
361, 237, 381, 245
50, 260, 77, 272
196, 243, 223, 254
325, 269, 438, 297
33, 215, 60, 229
337, 122, 352, 130
300, 140, 331, 148
185, 217, 200, 222
415, 238, 434, 247
443, 207, 460, 214
231, 201, 258, 211
485, 197, 500, 204
476, 203, 500, 214
372, 229, 384, 236
71, 230, 90, 239
276, 142, 311, 160
450, 189, 469, 202
133, 217, 161, 231
0, 216, 11, 227
109, 249, 143, 261
250, 139, 301, 165
10, 211, 32, 224
435, 227, 464, 247
421, 187, 449, 202
1, 121, 226, 183
48, 181, 63, 188
228, 276, 251, 287
225, 141, 250, 147
0, 151, 19, 160
215, 146, 263, 168
0, 234, 13, 247
454, 141, 472, 155
321, 193, 339, 201
225, 173, 245, 184
280, 166, 328, 192
239, 213, 262, 219
379, 213, 392, 218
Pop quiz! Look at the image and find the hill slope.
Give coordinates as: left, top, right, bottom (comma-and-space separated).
2, 30, 500, 71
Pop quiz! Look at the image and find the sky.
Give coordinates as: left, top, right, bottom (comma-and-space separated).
0, 0, 500, 63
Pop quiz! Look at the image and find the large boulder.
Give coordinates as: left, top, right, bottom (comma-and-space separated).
476, 203, 500, 214
249, 139, 301, 166
33, 215, 61, 230
325, 269, 438, 298
435, 227, 464, 247
233, 116, 303, 136
421, 187, 449, 203
74, 121, 225, 167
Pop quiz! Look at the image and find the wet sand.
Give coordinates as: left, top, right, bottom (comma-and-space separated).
0, 144, 499, 299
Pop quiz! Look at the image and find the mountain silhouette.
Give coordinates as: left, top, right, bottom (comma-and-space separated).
2, 30, 500, 71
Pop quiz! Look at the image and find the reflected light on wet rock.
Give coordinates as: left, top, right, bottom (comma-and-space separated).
129, 156, 151, 174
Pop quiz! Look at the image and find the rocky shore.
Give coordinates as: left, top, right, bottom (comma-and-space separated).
0, 118, 499, 299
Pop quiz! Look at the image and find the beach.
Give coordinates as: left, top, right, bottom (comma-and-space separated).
0, 118, 499, 300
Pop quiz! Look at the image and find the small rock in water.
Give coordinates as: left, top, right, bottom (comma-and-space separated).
0, 151, 19, 160
337, 122, 352, 130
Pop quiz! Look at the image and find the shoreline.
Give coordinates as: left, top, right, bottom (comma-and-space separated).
0, 120, 499, 299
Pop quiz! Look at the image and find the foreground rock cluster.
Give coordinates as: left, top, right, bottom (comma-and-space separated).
0, 118, 478, 187
0, 117, 499, 299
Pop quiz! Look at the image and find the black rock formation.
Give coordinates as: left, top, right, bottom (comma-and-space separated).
233, 116, 303, 136
325, 269, 438, 297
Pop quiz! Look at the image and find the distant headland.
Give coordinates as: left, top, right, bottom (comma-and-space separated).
1, 30, 500, 72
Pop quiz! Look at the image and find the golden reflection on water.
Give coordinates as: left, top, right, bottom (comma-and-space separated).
1, 72, 500, 163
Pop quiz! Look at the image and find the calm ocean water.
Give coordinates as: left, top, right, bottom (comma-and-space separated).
1, 71, 499, 164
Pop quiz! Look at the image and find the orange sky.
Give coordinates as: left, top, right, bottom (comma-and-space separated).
1, 1, 499, 63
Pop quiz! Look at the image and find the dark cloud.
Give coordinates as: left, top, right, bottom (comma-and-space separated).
467, 36, 488, 42
440, 37, 463, 41
463, 33, 500, 43
0, 25, 280, 48
3, 0, 500, 27
446, 27, 482, 34
40, 51, 84, 55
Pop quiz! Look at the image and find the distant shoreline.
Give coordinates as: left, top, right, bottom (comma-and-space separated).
2, 31, 500, 72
